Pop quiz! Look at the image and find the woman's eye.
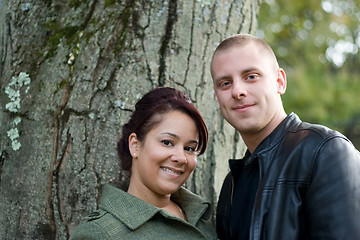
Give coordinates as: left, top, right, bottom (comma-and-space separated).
161, 140, 173, 146
184, 146, 196, 153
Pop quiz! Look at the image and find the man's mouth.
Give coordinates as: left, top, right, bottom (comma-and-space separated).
233, 104, 254, 111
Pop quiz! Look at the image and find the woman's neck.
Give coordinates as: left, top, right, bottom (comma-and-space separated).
127, 182, 185, 220
127, 181, 171, 208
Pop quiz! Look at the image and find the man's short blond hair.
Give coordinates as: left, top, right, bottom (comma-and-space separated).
211, 34, 280, 74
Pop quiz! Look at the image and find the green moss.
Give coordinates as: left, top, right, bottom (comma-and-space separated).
68, 0, 82, 9
112, 6, 133, 54
54, 79, 68, 95
44, 20, 80, 59
104, 0, 119, 8
41, 0, 52, 5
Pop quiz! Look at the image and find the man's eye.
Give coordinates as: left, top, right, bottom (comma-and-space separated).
161, 140, 173, 146
219, 81, 231, 88
247, 74, 259, 80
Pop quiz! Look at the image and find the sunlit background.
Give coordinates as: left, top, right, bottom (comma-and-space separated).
257, 0, 360, 148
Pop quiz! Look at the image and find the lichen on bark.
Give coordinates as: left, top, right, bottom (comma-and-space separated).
0, 0, 261, 239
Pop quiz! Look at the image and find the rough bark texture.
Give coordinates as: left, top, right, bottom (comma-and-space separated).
0, 0, 261, 239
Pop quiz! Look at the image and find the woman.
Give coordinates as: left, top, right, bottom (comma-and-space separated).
71, 87, 217, 239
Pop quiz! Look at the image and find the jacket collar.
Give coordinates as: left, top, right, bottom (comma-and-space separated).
229, 113, 301, 173
254, 112, 301, 156
99, 184, 210, 230
251, 113, 301, 176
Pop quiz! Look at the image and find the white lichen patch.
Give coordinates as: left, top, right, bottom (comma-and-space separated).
88, 113, 95, 119
196, 0, 212, 8
114, 100, 126, 110
13, 117, 22, 125
67, 32, 82, 65
7, 128, 19, 141
7, 128, 21, 151
5, 72, 31, 113
20, 3, 32, 11
4, 72, 31, 151
67, 52, 75, 65
157, 1, 168, 16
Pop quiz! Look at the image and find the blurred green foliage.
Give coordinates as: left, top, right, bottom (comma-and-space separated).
258, 0, 360, 147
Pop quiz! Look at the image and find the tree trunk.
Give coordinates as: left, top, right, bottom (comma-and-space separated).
0, 0, 261, 239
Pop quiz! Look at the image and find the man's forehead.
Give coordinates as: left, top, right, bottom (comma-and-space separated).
213, 42, 262, 61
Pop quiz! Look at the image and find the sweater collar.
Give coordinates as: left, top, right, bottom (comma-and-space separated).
99, 184, 210, 230
172, 186, 211, 224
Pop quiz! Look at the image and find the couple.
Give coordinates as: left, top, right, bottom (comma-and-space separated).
71, 34, 360, 239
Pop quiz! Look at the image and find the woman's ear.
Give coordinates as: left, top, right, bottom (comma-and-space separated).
277, 68, 287, 95
128, 133, 139, 158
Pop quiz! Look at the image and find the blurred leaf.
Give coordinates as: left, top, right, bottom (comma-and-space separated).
258, 0, 360, 147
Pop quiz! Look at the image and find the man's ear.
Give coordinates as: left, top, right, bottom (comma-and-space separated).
128, 133, 139, 158
277, 68, 287, 95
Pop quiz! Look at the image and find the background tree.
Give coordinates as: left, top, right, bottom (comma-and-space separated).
258, 0, 360, 147
0, 0, 261, 239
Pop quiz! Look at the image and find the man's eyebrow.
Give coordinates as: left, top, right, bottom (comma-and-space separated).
214, 67, 259, 82
214, 74, 231, 83
241, 67, 259, 75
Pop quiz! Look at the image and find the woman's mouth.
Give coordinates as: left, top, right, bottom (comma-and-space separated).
160, 167, 182, 176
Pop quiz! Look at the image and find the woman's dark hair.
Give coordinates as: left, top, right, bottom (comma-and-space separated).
117, 87, 208, 171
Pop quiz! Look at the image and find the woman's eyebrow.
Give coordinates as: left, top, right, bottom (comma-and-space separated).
160, 132, 179, 139
161, 132, 198, 144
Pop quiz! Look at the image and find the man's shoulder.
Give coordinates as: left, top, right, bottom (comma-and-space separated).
290, 118, 346, 142
283, 117, 358, 161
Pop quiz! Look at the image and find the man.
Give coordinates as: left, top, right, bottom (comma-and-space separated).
211, 33, 360, 240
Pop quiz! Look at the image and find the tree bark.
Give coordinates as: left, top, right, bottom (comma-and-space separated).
0, 0, 261, 239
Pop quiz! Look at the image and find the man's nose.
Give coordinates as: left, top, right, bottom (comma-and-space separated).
231, 79, 247, 99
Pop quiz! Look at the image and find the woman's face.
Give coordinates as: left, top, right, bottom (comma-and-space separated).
129, 110, 199, 199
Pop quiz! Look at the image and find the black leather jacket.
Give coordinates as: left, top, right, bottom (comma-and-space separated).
217, 113, 360, 240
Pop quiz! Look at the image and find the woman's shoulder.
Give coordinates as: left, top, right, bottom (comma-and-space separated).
70, 209, 129, 240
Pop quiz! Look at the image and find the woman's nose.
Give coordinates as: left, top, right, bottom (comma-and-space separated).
170, 147, 187, 164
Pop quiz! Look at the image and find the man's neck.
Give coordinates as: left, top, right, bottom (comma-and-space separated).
242, 111, 287, 153
242, 133, 267, 154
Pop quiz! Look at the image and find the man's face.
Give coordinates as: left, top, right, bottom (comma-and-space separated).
211, 42, 286, 141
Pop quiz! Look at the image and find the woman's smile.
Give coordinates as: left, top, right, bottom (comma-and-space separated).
128, 110, 198, 198
160, 166, 184, 176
